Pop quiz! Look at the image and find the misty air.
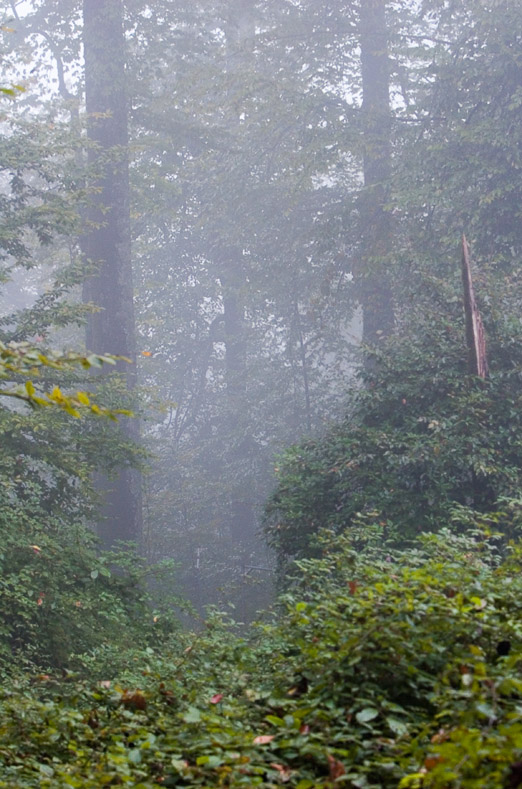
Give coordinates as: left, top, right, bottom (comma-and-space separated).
0, 0, 521, 785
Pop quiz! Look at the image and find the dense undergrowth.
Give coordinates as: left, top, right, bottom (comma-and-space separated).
2, 524, 522, 788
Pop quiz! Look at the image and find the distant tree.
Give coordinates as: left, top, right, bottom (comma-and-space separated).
82, 0, 142, 547
265, 0, 522, 568
398, 0, 522, 270
358, 0, 394, 347
128, 0, 357, 608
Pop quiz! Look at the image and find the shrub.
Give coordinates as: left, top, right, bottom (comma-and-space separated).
266, 287, 522, 567
2, 525, 522, 787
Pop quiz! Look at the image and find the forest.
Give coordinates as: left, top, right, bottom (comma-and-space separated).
1, 0, 522, 786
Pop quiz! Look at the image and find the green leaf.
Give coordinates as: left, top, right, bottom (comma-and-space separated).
196, 754, 222, 767
171, 759, 188, 772
266, 714, 285, 726
356, 708, 379, 725
183, 706, 201, 723
387, 717, 408, 736
128, 749, 141, 764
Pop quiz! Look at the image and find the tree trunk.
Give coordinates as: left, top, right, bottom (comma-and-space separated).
219, 255, 253, 547
461, 235, 488, 379
359, 0, 394, 348
82, 0, 142, 547
221, 2, 256, 550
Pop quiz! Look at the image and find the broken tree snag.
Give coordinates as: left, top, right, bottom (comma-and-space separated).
461, 234, 488, 379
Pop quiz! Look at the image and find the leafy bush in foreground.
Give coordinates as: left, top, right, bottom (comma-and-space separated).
0, 440, 177, 675
1, 525, 522, 787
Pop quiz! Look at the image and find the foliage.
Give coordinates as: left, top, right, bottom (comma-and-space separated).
0, 340, 131, 417
0, 39, 153, 672
265, 271, 522, 565
1, 526, 522, 786
0, 484, 177, 674
396, 0, 522, 269
0, 349, 165, 674
1, 1, 522, 783
0, 340, 150, 674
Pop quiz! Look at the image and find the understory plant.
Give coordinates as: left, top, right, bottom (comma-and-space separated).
1, 524, 522, 787
265, 270, 522, 568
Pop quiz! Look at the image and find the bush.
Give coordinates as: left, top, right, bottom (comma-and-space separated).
2, 525, 522, 787
0, 470, 179, 675
265, 286, 522, 567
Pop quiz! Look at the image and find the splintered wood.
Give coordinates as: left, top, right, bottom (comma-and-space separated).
461, 235, 488, 379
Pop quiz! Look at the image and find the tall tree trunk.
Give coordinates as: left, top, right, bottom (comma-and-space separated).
221, 258, 252, 546
222, 262, 247, 416
221, 1, 256, 551
359, 0, 394, 348
82, 0, 142, 547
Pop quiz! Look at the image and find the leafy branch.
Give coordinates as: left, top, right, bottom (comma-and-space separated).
0, 341, 132, 419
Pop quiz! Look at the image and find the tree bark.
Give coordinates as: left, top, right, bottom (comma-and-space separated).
461, 235, 488, 379
359, 0, 394, 348
218, 254, 253, 547
220, 2, 256, 549
82, 0, 142, 547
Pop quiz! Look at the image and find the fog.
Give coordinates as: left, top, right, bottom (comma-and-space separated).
3, 2, 522, 781
1, 0, 520, 621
